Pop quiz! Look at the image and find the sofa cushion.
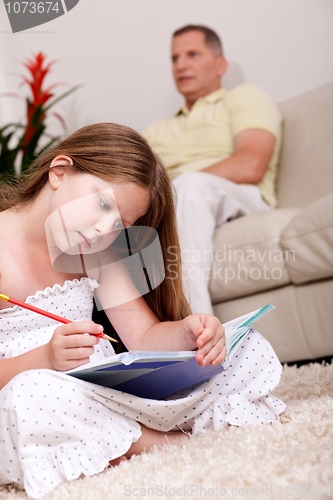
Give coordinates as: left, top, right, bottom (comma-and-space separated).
210, 208, 299, 303
277, 83, 333, 208
281, 192, 333, 284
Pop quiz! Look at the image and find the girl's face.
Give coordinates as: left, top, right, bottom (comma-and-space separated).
45, 169, 150, 257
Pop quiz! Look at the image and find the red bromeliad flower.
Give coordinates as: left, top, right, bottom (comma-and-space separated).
21, 52, 63, 148
23, 52, 55, 106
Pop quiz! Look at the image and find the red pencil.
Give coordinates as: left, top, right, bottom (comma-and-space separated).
0, 293, 118, 343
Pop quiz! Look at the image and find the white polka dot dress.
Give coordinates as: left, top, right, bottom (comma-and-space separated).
0, 278, 286, 498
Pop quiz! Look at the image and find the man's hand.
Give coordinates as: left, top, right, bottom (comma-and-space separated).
203, 129, 276, 184
182, 314, 227, 367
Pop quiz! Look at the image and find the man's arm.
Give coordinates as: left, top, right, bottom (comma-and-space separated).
203, 128, 276, 185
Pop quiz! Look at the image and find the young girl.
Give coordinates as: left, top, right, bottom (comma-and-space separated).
0, 123, 285, 498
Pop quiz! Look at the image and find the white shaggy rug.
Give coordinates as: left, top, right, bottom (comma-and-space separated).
1, 362, 332, 500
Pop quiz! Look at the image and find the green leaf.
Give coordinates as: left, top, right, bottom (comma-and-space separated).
43, 84, 82, 112
0, 123, 25, 141
0, 147, 19, 177
0, 124, 24, 176
35, 136, 60, 157
21, 123, 46, 172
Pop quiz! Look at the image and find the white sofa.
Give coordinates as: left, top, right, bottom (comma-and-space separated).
210, 83, 333, 363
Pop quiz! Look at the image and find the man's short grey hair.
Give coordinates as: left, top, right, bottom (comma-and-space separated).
172, 25, 223, 57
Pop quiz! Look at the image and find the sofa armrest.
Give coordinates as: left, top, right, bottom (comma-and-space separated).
210, 208, 298, 302
281, 192, 333, 284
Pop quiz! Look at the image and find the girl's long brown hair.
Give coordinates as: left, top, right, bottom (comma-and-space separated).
0, 123, 191, 322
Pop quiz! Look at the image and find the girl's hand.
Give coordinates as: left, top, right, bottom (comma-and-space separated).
182, 314, 227, 367
45, 320, 102, 371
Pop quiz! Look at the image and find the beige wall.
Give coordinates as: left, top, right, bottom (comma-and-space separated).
1, 0, 333, 135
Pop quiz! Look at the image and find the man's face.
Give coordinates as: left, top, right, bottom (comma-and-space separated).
171, 30, 227, 108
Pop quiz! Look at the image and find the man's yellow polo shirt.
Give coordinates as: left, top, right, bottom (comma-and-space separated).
144, 84, 282, 208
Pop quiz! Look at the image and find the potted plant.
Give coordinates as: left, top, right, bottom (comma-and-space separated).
0, 52, 81, 180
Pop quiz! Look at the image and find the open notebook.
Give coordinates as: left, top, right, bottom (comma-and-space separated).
67, 304, 275, 399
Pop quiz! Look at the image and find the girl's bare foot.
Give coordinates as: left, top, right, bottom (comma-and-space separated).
109, 455, 127, 467
125, 424, 189, 458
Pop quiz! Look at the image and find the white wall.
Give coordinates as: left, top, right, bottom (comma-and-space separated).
1, 0, 333, 135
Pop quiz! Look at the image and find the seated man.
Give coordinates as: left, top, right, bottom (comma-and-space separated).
144, 24, 282, 315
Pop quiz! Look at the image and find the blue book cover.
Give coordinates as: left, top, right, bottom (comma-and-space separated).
67, 305, 274, 399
